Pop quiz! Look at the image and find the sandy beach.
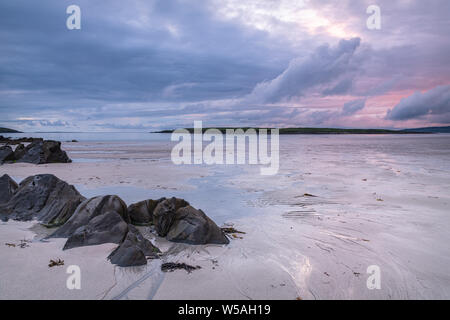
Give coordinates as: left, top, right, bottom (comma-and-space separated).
2, 0, 450, 306
1, 134, 449, 300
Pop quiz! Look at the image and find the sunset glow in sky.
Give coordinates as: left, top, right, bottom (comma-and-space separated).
1, 0, 449, 131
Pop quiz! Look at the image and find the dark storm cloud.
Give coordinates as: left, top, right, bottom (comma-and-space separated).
386, 85, 450, 121
0, 0, 288, 108
247, 38, 361, 103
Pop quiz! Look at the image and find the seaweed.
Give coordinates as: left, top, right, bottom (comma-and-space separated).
161, 262, 201, 273
221, 227, 246, 234
48, 259, 64, 267
19, 239, 30, 248
302, 193, 318, 197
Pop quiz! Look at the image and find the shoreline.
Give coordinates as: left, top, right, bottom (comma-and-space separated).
150, 126, 450, 134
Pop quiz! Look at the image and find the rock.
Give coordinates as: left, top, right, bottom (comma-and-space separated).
13, 143, 26, 160
108, 225, 160, 267
17, 140, 71, 164
151, 197, 228, 245
0, 146, 15, 164
0, 174, 18, 204
51, 195, 130, 238
128, 197, 166, 225
166, 205, 229, 245
0, 174, 85, 226
63, 211, 128, 250
152, 197, 189, 236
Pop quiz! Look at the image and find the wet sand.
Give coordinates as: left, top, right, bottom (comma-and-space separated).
1, 135, 449, 299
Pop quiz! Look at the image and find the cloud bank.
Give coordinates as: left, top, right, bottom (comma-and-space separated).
386, 85, 450, 121
247, 38, 361, 103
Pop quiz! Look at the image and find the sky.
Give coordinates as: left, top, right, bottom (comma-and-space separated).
1, 0, 449, 132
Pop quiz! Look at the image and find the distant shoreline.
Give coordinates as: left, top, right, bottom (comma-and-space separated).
151, 127, 437, 134
2, 126, 449, 135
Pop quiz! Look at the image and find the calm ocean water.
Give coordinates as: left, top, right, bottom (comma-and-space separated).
1, 132, 170, 142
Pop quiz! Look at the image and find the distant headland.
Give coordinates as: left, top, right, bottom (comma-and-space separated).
0, 127, 22, 133
152, 126, 450, 134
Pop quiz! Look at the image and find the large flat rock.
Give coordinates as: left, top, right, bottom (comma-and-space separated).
167, 205, 229, 245
0, 174, 18, 204
63, 211, 129, 250
51, 195, 130, 238
0, 174, 85, 227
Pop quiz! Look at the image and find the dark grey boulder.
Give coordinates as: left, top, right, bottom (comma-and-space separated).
51, 195, 130, 238
17, 140, 71, 164
13, 143, 26, 160
0, 174, 18, 204
0, 174, 85, 226
0, 146, 15, 164
167, 205, 229, 245
128, 197, 166, 225
152, 197, 189, 236
108, 225, 160, 267
151, 197, 227, 245
63, 211, 128, 250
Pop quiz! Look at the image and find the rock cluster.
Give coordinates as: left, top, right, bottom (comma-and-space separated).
0, 174, 228, 267
128, 196, 229, 244
0, 139, 71, 164
0, 136, 39, 145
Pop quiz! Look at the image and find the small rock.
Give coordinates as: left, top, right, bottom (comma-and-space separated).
0, 146, 15, 164
13, 144, 26, 160
108, 225, 160, 267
